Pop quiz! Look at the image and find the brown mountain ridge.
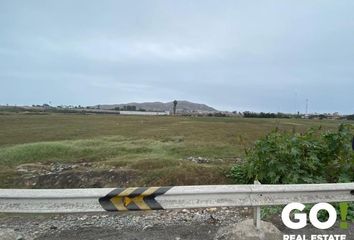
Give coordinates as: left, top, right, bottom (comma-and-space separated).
96, 100, 218, 112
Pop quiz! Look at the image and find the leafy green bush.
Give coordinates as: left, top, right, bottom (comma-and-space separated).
231, 124, 354, 221
231, 124, 354, 184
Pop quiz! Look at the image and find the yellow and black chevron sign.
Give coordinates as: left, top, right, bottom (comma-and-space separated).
99, 187, 171, 211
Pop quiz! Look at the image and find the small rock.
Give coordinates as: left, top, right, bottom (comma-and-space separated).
79, 215, 88, 221
142, 225, 153, 231
181, 209, 189, 213
185, 156, 210, 164
207, 208, 218, 212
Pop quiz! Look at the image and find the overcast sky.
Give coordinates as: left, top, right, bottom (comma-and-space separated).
0, 1, 353, 113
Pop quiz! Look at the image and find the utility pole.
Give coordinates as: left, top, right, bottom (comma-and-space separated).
305, 98, 309, 115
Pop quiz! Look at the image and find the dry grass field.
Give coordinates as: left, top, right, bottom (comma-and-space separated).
0, 113, 350, 188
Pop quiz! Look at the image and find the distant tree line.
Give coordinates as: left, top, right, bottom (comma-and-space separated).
308, 114, 329, 120
207, 112, 228, 117
345, 114, 354, 120
242, 111, 296, 119
114, 105, 146, 111
242, 111, 354, 120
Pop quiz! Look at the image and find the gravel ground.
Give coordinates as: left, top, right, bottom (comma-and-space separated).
1, 207, 353, 240
0, 207, 251, 240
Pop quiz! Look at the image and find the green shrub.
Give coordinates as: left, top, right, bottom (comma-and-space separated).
231, 124, 354, 184
230, 124, 354, 221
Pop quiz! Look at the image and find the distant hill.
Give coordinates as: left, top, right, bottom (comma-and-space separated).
95, 101, 218, 113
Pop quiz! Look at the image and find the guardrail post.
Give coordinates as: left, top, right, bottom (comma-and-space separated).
253, 180, 261, 229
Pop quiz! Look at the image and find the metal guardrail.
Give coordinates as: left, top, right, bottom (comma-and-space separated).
0, 183, 353, 213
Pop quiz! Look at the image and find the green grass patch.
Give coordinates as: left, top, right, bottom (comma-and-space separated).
0, 136, 179, 167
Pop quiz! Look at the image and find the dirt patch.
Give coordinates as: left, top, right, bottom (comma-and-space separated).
16, 163, 138, 188
30, 169, 138, 188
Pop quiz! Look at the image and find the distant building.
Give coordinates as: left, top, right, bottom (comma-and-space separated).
119, 111, 169, 116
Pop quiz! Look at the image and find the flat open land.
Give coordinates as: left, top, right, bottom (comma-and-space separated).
0, 113, 350, 188
0, 113, 353, 239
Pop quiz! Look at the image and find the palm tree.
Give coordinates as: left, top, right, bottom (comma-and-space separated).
173, 100, 178, 115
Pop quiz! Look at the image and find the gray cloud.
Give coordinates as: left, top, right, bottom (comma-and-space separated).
1, 0, 353, 113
